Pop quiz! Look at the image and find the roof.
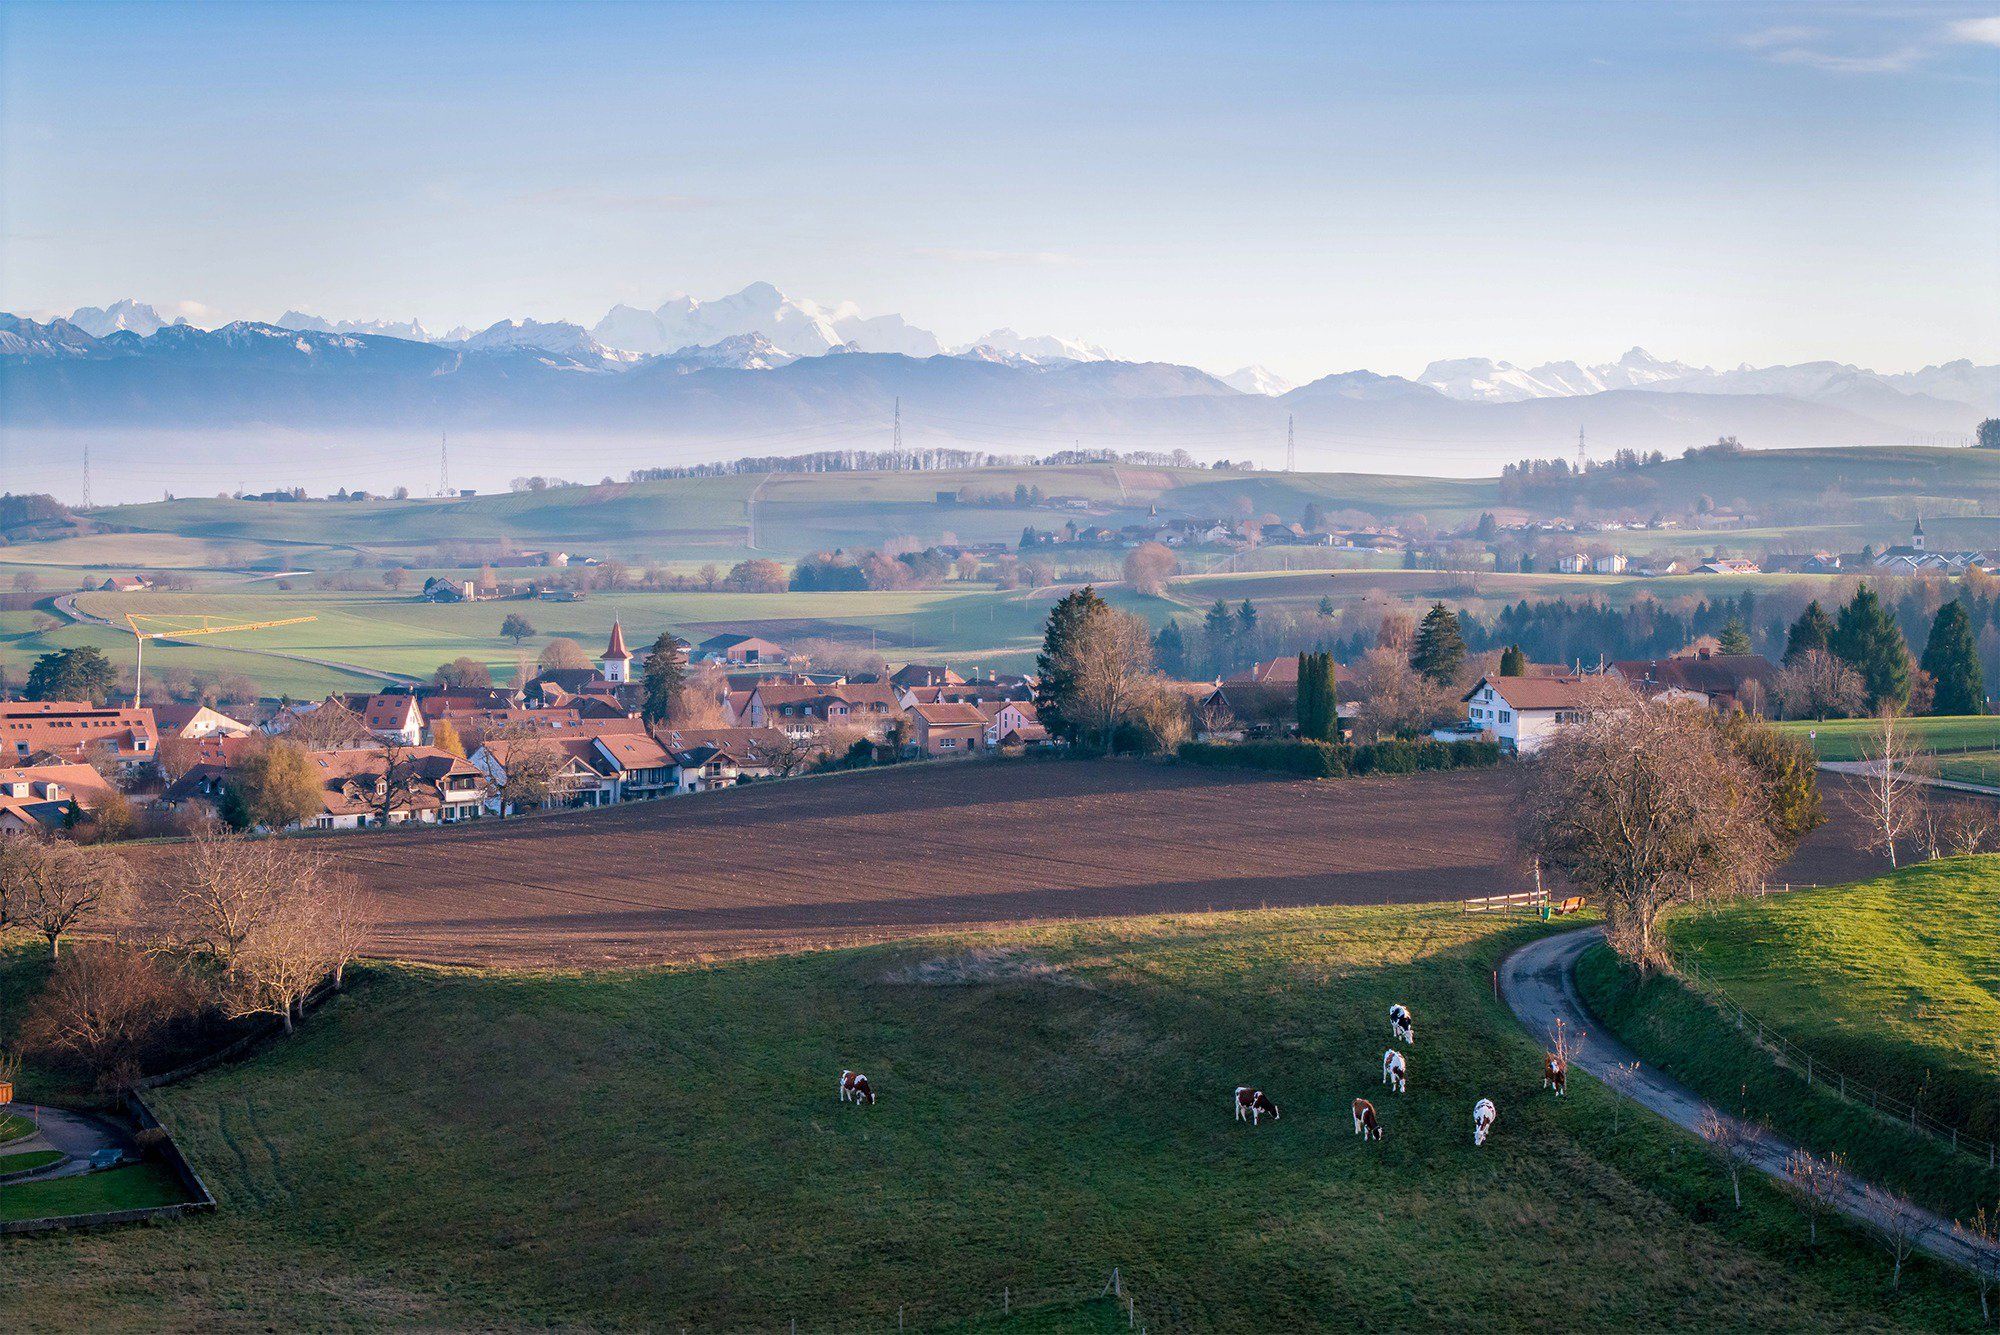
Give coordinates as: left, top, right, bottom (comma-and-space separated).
889, 664, 965, 688
700, 633, 783, 651
1223, 656, 1302, 686
1467, 675, 1600, 710
753, 682, 901, 713
0, 763, 115, 807
591, 732, 675, 770
603, 620, 632, 661
150, 702, 253, 736
0, 701, 158, 762
909, 701, 988, 727
1610, 652, 1775, 698
651, 726, 789, 763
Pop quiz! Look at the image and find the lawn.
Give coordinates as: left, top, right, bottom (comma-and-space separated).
0, 1113, 32, 1146
0, 1162, 188, 1223
1778, 715, 2000, 761
1577, 859, 2000, 1221
1933, 750, 2000, 788
0, 1149, 64, 1175
0, 904, 1982, 1328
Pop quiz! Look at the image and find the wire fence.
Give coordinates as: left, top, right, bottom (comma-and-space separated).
811, 1267, 1151, 1334
1665, 947, 1999, 1171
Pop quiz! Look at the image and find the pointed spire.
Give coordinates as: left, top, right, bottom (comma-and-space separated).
603, 620, 632, 661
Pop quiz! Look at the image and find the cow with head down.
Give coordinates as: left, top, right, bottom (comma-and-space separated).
838, 1069, 875, 1106
1352, 1098, 1383, 1141
1234, 1086, 1280, 1126
1381, 1048, 1407, 1094
1389, 1003, 1415, 1045
1473, 1097, 1497, 1146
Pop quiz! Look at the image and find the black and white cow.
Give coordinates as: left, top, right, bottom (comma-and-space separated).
1234, 1086, 1280, 1126
1389, 1003, 1415, 1045
1381, 1048, 1407, 1094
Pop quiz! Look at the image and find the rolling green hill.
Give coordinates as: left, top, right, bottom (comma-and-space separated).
0, 907, 1979, 1329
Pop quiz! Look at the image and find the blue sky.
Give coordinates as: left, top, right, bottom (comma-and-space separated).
2, 0, 1996, 380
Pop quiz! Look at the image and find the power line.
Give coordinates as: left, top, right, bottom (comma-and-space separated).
1576, 426, 1587, 471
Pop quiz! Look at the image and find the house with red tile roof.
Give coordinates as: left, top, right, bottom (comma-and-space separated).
0, 701, 158, 769
906, 701, 987, 756
0, 763, 119, 836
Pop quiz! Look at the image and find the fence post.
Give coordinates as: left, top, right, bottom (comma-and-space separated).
1004, 1287, 1009, 1316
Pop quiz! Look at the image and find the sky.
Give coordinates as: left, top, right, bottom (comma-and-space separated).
2, 0, 1997, 382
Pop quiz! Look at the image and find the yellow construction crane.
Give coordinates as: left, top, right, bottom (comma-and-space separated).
124, 612, 318, 707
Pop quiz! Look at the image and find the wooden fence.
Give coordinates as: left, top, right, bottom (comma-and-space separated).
1462, 890, 1548, 914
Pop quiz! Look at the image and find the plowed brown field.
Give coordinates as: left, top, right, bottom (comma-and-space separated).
270, 759, 1878, 967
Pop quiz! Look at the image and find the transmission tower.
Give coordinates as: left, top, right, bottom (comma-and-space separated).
437, 432, 451, 496
893, 396, 903, 459
81, 443, 93, 509
1576, 426, 1587, 471
1286, 414, 1296, 472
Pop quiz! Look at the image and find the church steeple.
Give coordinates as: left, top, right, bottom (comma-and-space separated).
1913, 514, 1926, 551
600, 620, 633, 683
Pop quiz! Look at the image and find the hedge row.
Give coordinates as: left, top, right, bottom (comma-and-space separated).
1176, 738, 1502, 778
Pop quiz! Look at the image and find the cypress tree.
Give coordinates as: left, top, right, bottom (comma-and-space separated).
1295, 651, 1339, 742
1920, 599, 1984, 716
1035, 585, 1109, 740
1499, 644, 1527, 677
1411, 602, 1467, 685
1831, 584, 1911, 709
1784, 601, 1834, 664
1236, 599, 1258, 637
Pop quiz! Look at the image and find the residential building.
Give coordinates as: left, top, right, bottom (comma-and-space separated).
1697, 558, 1761, 575
1452, 675, 1602, 754
906, 701, 987, 755
0, 763, 118, 836
697, 633, 787, 665
1609, 649, 1776, 713
889, 664, 965, 690
0, 701, 157, 767
736, 682, 901, 733
164, 744, 487, 829
150, 703, 255, 739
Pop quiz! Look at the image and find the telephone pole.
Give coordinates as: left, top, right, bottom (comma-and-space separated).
1286, 414, 1296, 472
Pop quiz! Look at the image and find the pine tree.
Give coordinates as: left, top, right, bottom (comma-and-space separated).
1784, 601, 1834, 664
1154, 621, 1187, 678
1035, 585, 1109, 740
640, 631, 688, 726
1920, 599, 1984, 716
1317, 596, 1336, 618
1204, 599, 1235, 641
1236, 599, 1258, 637
1499, 644, 1527, 677
1411, 602, 1467, 685
1831, 584, 1911, 709
1718, 616, 1753, 656
1295, 651, 1339, 742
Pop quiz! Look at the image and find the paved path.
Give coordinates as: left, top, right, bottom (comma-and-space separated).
1499, 927, 2000, 1276
1819, 758, 2000, 799
0, 1104, 128, 1183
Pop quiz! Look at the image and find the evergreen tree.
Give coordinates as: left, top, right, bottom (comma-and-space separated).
1410, 602, 1467, 685
1317, 596, 1336, 619
1718, 616, 1752, 656
1920, 599, 1984, 716
1035, 585, 1109, 740
1295, 651, 1339, 742
1153, 621, 1188, 678
1204, 598, 1235, 642
1831, 584, 1911, 709
1784, 601, 1834, 664
1236, 599, 1258, 637
1303, 501, 1324, 532
640, 631, 689, 726
25, 646, 116, 704
1499, 644, 1527, 677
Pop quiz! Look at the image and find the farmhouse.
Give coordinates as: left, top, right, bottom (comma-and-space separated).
979, 700, 1048, 748
698, 633, 787, 665
151, 702, 255, 739
0, 700, 157, 768
98, 574, 153, 593
1610, 649, 1775, 713
732, 682, 901, 733
1452, 674, 1601, 754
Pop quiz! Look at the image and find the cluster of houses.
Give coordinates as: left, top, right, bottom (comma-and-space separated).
0, 623, 1055, 837
1435, 647, 1776, 754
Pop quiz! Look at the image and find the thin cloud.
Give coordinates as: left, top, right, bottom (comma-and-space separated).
1738, 13, 2000, 73
915, 247, 1077, 267
1948, 15, 2000, 46
516, 186, 711, 213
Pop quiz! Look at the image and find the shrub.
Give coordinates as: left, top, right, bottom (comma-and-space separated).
1177, 738, 1500, 779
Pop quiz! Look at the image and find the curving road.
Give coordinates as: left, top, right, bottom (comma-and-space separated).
1500, 927, 2000, 1276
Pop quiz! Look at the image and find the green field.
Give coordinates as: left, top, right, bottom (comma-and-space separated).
0, 906, 1981, 1328
1778, 716, 2000, 761
0, 1162, 189, 1223
1578, 860, 2000, 1221
0, 1149, 64, 1175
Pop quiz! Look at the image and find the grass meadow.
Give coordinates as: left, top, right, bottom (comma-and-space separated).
0, 906, 1987, 1329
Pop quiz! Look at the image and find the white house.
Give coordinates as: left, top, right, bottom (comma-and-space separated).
1592, 553, 1628, 575
1450, 675, 1601, 754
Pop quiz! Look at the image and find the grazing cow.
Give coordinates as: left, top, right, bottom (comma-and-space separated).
1473, 1097, 1497, 1146
1381, 1048, 1407, 1094
1543, 1054, 1567, 1096
1389, 1003, 1415, 1045
1234, 1086, 1280, 1126
838, 1069, 875, 1106
1352, 1097, 1383, 1141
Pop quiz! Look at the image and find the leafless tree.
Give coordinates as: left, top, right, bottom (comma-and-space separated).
487, 726, 581, 817
18, 942, 197, 1089
1121, 541, 1178, 597
367, 737, 425, 828
1602, 1059, 1642, 1135
1845, 711, 1928, 869
1771, 649, 1868, 721
1955, 1205, 1999, 1323
1782, 1147, 1847, 1246
1, 840, 133, 960
1348, 645, 1458, 740
1698, 1106, 1759, 1208
282, 699, 374, 749
1864, 1183, 1935, 1290
1941, 802, 1999, 857
1520, 698, 1782, 970
759, 728, 823, 778
1061, 605, 1159, 750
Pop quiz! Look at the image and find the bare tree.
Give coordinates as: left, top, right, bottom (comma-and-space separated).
1062, 606, 1159, 750
1, 840, 133, 960
1955, 1206, 1999, 1323
282, 699, 374, 749
487, 726, 581, 817
1520, 698, 1784, 970
1348, 645, 1458, 740
1942, 803, 1999, 857
1771, 649, 1867, 721
1864, 1183, 1935, 1290
1121, 541, 1178, 597
367, 737, 425, 828
1697, 1106, 1759, 1208
1845, 711, 1928, 869
758, 728, 823, 778
19, 943, 197, 1089
1782, 1147, 1847, 1246
1602, 1059, 1642, 1136
149, 823, 291, 971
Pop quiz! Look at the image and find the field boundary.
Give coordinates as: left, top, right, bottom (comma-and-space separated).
0, 1093, 216, 1238
1664, 946, 2000, 1168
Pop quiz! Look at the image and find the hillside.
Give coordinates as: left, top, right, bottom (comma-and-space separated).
0, 906, 1977, 1328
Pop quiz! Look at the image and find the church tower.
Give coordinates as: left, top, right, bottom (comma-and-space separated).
1912, 515, 1927, 552
600, 620, 633, 684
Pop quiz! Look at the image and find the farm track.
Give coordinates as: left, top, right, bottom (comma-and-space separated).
119, 760, 1883, 969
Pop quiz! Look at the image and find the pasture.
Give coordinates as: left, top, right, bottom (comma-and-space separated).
1577, 859, 2000, 1221
1778, 716, 2000, 762
0, 904, 1981, 1329
109, 760, 1882, 969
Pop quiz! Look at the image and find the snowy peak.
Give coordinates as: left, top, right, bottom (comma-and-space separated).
1419, 348, 1702, 402
590, 282, 944, 359
955, 328, 1113, 365
276, 311, 435, 342
1222, 365, 1294, 396
455, 318, 638, 369
69, 300, 168, 338
654, 332, 799, 372
0, 314, 103, 357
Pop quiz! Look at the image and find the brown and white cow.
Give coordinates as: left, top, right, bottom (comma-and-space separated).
1234, 1086, 1280, 1126
1389, 1003, 1415, 1045
1473, 1097, 1497, 1146
1543, 1054, 1567, 1096
1352, 1097, 1383, 1141
1381, 1048, 1407, 1094
838, 1069, 875, 1106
